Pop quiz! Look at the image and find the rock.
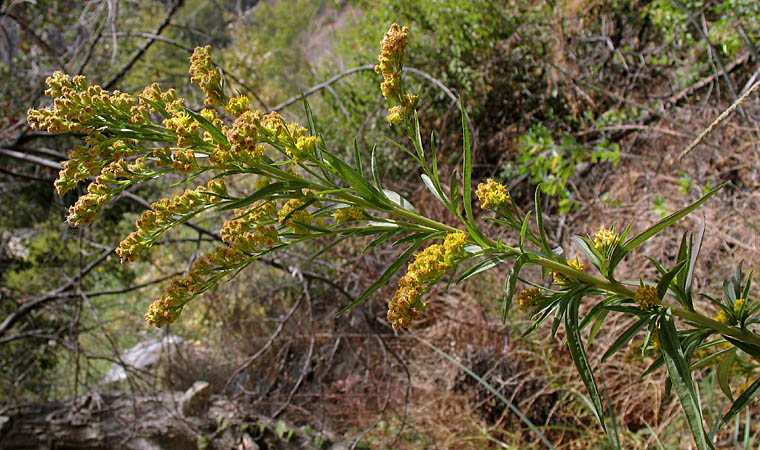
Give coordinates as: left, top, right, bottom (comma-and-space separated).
180, 381, 211, 417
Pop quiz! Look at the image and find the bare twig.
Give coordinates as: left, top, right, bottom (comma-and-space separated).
272, 280, 315, 418
0, 148, 62, 170
0, 247, 114, 335
102, 0, 184, 90
678, 79, 760, 160
224, 292, 304, 392
665, 52, 750, 107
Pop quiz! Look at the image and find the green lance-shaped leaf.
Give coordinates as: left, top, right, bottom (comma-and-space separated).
716, 348, 737, 401
353, 139, 364, 177
659, 313, 714, 450
449, 168, 461, 216
610, 183, 726, 271
219, 180, 311, 211
370, 145, 382, 190
566, 294, 608, 433
519, 212, 532, 250
335, 240, 426, 317
502, 255, 525, 325
461, 101, 475, 228
138, 96, 172, 119
383, 189, 417, 212
534, 186, 553, 254
721, 377, 760, 427
302, 93, 317, 137
421, 173, 449, 207
571, 235, 603, 273
183, 106, 228, 146
457, 254, 513, 284
321, 149, 388, 208
657, 260, 687, 302
602, 316, 650, 362
724, 336, 760, 363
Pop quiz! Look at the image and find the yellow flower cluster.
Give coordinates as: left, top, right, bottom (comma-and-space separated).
164, 110, 199, 147
278, 198, 314, 233
189, 45, 224, 106
116, 180, 227, 263
221, 201, 279, 252
387, 232, 468, 329
374, 23, 419, 124
65, 157, 154, 226
27, 74, 161, 197
27, 71, 145, 134
53, 136, 139, 196
475, 179, 510, 209
551, 257, 584, 283
715, 298, 745, 325
517, 288, 542, 310
593, 227, 618, 252
634, 285, 660, 311
145, 246, 245, 327
225, 95, 250, 117
332, 206, 365, 223
172, 149, 198, 173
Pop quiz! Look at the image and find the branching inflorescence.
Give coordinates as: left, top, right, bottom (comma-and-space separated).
28, 24, 760, 449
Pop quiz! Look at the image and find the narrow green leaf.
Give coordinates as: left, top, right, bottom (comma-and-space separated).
430, 131, 440, 187
461, 102, 475, 227
322, 150, 387, 207
458, 254, 513, 284
370, 145, 382, 190
552, 295, 570, 339
362, 229, 401, 254
724, 337, 760, 362
566, 294, 607, 433
502, 256, 524, 325
534, 186, 552, 254
183, 106, 228, 145
657, 260, 687, 302
659, 314, 713, 450
412, 111, 426, 166
353, 139, 363, 177
617, 183, 726, 259
138, 96, 172, 119
383, 189, 416, 212
301, 92, 317, 136
602, 317, 649, 362
449, 169, 461, 215
520, 212, 532, 250
571, 236, 602, 272
219, 181, 310, 211
309, 235, 350, 263
394, 231, 443, 247
721, 377, 760, 427
717, 349, 737, 401
335, 240, 425, 317
421, 174, 448, 206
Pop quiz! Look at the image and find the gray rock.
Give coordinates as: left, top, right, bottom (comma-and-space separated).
180, 381, 211, 417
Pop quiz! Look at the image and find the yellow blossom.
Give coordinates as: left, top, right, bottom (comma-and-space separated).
593, 227, 618, 252
475, 179, 510, 209
551, 257, 584, 283
518, 288, 542, 310
387, 232, 467, 329
333, 206, 365, 223
634, 285, 660, 311
189, 45, 224, 106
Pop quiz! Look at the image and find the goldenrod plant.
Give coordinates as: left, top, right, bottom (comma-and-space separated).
28, 24, 760, 449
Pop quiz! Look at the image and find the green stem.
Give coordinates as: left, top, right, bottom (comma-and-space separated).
671, 306, 760, 348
